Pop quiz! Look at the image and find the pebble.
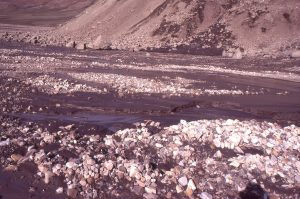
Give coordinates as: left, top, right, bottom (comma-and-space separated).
178, 176, 188, 186
87, 177, 94, 184
67, 188, 78, 198
4, 165, 18, 171
155, 143, 163, 148
233, 48, 243, 59
80, 179, 87, 187
104, 160, 114, 171
89, 135, 99, 142
129, 165, 139, 178
145, 186, 156, 194
38, 165, 48, 173
64, 124, 74, 130
143, 193, 158, 199
166, 192, 172, 198
43, 134, 54, 143
86, 158, 95, 165
11, 154, 23, 162
56, 187, 64, 194
66, 162, 76, 169
0, 139, 10, 146
185, 187, 193, 197
200, 192, 213, 199
187, 179, 197, 190
228, 134, 241, 147
225, 174, 233, 184
132, 185, 144, 195
290, 50, 300, 58
76, 43, 86, 50
44, 171, 53, 184
216, 127, 222, 134
176, 185, 183, 193
66, 41, 75, 48
213, 150, 222, 159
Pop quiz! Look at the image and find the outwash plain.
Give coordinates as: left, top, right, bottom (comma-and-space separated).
0, 0, 299, 199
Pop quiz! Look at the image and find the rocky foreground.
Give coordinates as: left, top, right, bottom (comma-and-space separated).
0, 78, 299, 199
1, 116, 299, 199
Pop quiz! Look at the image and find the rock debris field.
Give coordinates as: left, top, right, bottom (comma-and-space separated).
1, 117, 300, 199
0, 41, 300, 199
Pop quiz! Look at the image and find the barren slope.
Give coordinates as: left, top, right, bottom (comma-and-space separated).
0, 0, 95, 26
0, 0, 299, 56
55, 0, 300, 57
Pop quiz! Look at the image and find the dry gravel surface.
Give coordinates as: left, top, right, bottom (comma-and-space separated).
0, 41, 300, 199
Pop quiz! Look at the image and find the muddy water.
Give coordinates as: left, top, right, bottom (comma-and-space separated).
4, 77, 300, 137
1, 41, 300, 131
